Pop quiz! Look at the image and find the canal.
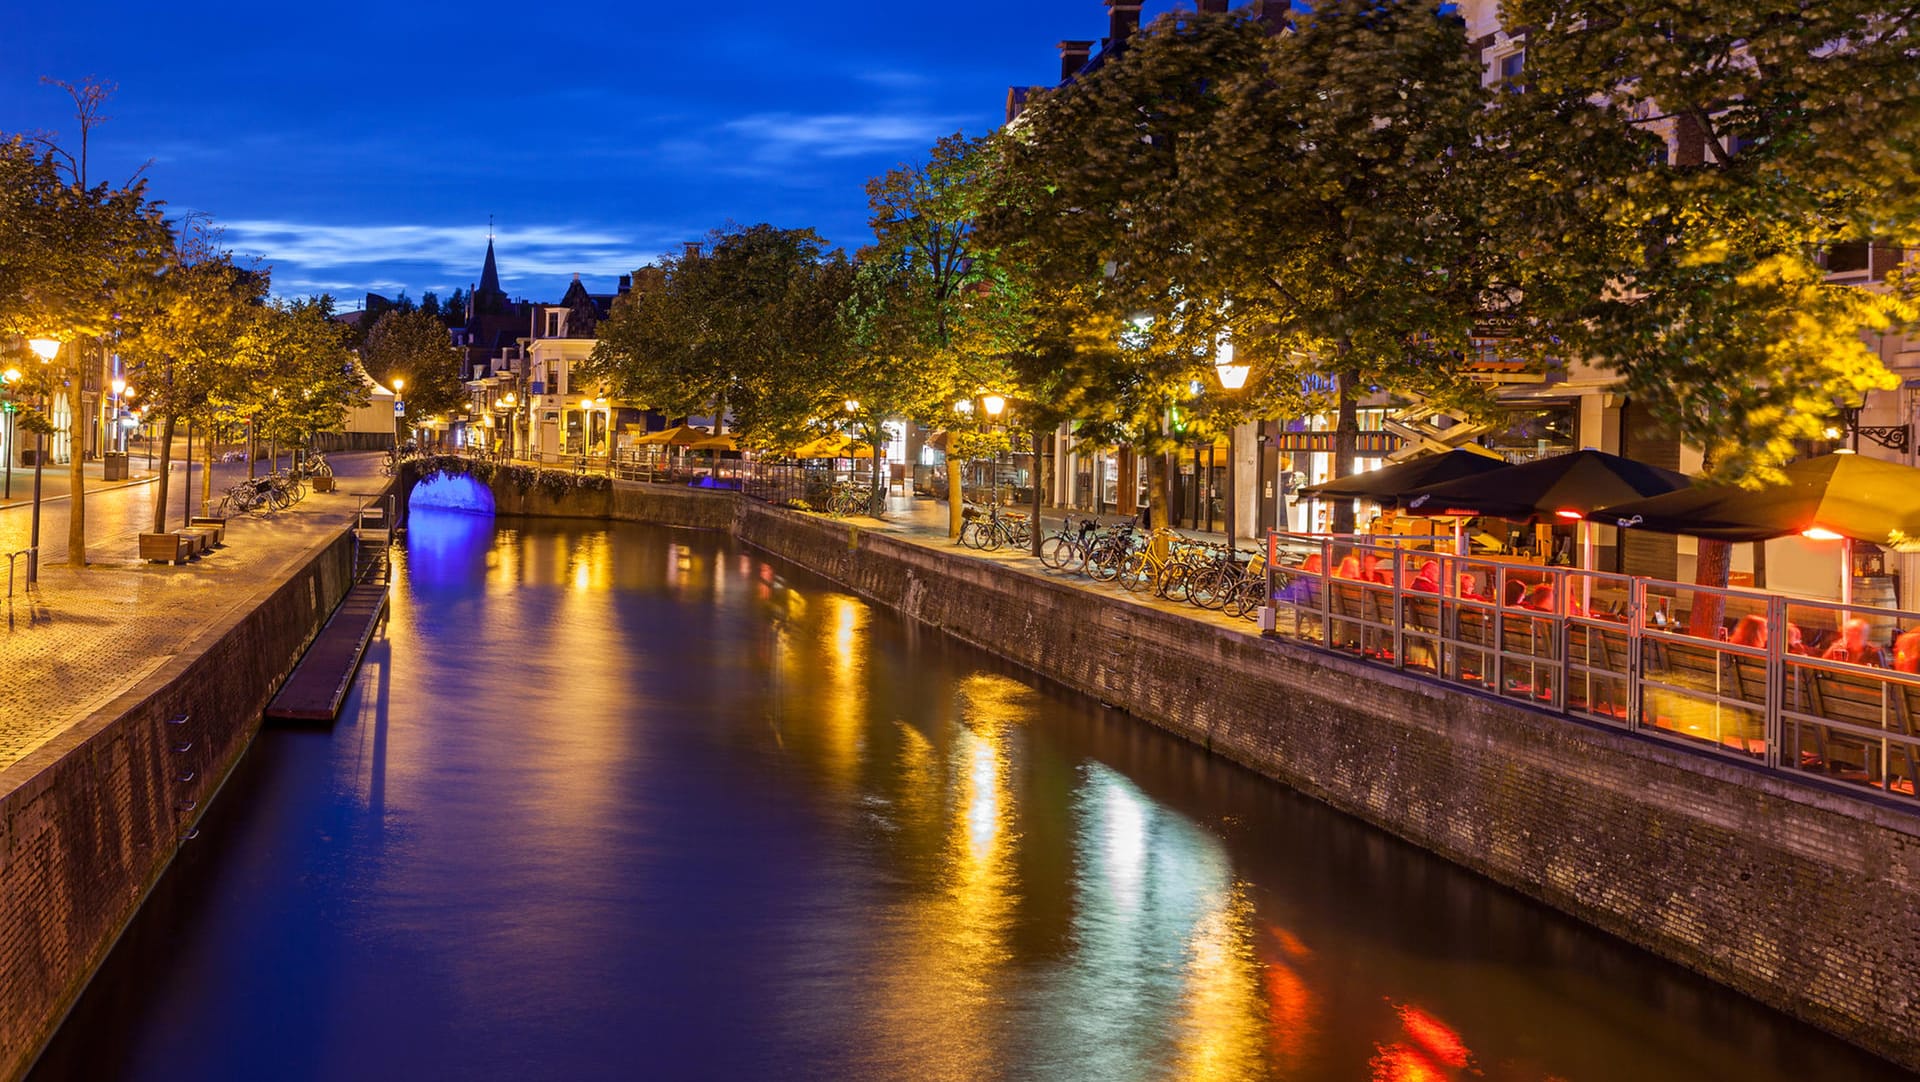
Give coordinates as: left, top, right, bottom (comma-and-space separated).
32, 510, 1912, 1081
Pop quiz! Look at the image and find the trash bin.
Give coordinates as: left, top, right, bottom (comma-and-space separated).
103, 451, 129, 481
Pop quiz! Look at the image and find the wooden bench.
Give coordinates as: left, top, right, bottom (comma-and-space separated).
1642, 636, 1767, 755
190, 515, 228, 542
1787, 662, 1920, 794
184, 521, 224, 548
138, 532, 196, 565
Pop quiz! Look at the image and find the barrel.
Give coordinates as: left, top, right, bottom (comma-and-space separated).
1852, 575, 1901, 645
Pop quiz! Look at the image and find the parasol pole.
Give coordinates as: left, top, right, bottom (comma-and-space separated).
1841, 536, 1854, 609
1581, 519, 1595, 613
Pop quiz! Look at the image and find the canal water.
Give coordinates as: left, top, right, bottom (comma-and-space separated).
33, 510, 1912, 1081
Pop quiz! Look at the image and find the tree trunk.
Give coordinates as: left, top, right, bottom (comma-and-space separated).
1688, 449, 1731, 638
182, 422, 192, 529
1031, 429, 1045, 557
1329, 374, 1360, 535
947, 453, 965, 539
870, 426, 884, 517
248, 424, 257, 480
203, 430, 217, 518
151, 414, 177, 534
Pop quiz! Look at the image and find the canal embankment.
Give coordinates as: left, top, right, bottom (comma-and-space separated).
0, 468, 385, 1082
443, 470, 1920, 1073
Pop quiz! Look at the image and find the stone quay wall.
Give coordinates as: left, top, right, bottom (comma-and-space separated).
490, 477, 1920, 1073
0, 529, 358, 1082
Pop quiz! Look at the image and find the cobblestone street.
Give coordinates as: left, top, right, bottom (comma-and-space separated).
0, 453, 389, 771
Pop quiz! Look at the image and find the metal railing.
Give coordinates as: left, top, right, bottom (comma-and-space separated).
1265, 531, 1920, 805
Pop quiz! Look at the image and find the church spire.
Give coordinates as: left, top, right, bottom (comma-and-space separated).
474, 224, 507, 315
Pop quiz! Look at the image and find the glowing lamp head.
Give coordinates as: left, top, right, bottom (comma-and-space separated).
844, 399, 860, 413
1801, 527, 1844, 541
502, 392, 516, 406
982, 394, 1006, 417
27, 338, 58, 361
392, 377, 405, 392
1555, 510, 1584, 520
111, 378, 126, 395
1214, 361, 1251, 391
123, 385, 136, 398
1824, 425, 1844, 440
2, 368, 19, 384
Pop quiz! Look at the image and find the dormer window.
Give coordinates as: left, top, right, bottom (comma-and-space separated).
546, 310, 564, 337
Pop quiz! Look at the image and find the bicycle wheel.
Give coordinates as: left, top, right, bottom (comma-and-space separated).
960, 521, 985, 549
1158, 564, 1191, 601
1089, 542, 1124, 581
1040, 536, 1073, 569
1191, 566, 1228, 610
1118, 552, 1151, 593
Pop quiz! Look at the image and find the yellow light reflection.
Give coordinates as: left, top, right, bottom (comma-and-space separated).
1171, 882, 1265, 1082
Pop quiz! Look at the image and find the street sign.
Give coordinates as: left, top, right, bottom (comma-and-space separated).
394, 403, 405, 415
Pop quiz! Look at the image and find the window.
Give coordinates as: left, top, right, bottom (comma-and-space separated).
1499, 50, 1525, 80
545, 311, 562, 337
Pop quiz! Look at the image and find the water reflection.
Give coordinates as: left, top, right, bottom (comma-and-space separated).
31, 519, 1913, 1082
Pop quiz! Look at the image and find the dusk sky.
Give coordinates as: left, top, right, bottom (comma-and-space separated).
5, 1, 1183, 309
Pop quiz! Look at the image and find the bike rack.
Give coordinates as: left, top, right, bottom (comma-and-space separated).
5, 547, 36, 597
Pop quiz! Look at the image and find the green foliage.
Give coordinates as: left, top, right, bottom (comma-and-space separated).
363, 307, 465, 425
583, 224, 855, 448
1495, 0, 1919, 482
415, 454, 610, 498
118, 237, 264, 428
242, 296, 368, 447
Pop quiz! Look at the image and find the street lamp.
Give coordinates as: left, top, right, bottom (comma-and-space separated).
391, 377, 406, 452
981, 394, 1007, 509
110, 378, 126, 453
23, 337, 58, 583
2, 367, 18, 500
1214, 339, 1251, 547
500, 392, 518, 459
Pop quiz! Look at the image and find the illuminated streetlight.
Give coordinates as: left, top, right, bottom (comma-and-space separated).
982, 394, 1006, 418
844, 398, 860, 413
27, 338, 59, 362
1213, 341, 1250, 390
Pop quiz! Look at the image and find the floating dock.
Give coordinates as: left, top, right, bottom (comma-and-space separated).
265, 509, 392, 723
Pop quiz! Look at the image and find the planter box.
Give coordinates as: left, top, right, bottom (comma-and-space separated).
312, 475, 336, 493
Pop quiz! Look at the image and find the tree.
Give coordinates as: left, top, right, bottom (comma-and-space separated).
443, 287, 468, 327
243, 296, 366, 455
979, 7, 1273, 528
18, 78, 172, 565
854, 134, 1011, 526
1495, 0, 1920, 622
117, 234, 262, 531
583, 224, 854, 448
362, 307, 463, 436
1186, 0, 1500, 533
1496, 0, 1918, 486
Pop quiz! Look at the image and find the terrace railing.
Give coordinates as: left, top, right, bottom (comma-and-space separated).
1265, 531, 1920, 805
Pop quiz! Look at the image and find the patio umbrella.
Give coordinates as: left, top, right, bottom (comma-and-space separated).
690, 433, 738, 452
1404, 449, 1693, 522
641, 424, 712, 447
1592, 453, 1920, 605
1299, 447, 1508, 505
1405, 448, 1693, 573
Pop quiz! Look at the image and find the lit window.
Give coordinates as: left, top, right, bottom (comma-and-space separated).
1499, 51, 1525, 80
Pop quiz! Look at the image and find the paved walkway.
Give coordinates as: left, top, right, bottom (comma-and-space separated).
0, 453, 390, 773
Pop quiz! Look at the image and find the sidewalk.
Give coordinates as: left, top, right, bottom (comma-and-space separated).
0, 453, 390, 773
834, 493, 1263, 638
0, 459, 162, 511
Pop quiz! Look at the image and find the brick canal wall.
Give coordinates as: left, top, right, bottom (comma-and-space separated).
0, 529, 358, 1082
514, 479, 1920, 1072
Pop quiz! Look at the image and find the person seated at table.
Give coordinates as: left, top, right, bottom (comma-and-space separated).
1503, 579, 1529, 608
1360, 552, 1393, 585
1822, 617, 1889, 668
1787, 623, 1810, 656
1299, 553, 1324, 576
1727, 614, 1768, 649
1894, 628, 1920, 674
1520, 582, 1556, 612
1409, 560, 1441, 593
1332, 555, 1362, 580
1457, 573, 1489, 603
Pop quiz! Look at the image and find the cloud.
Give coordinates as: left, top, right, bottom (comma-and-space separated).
719, 111, 965, 162
215, 219, 695, 297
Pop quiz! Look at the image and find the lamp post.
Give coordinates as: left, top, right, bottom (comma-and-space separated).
500, 392, 518, 460
26, 337, 59, 583
1213, 341, 1251, 547
982, 394, 1006, 511
391, 377, 405, 453
2, 367, 19, 500
110, 377, 125, 452
949, 396, 974, 539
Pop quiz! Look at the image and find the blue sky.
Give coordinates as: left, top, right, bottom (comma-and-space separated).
5, 0, 1181, 307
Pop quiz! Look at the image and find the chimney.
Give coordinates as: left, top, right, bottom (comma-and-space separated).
571, 272, 581, 284
1198, 0, 1229, 12
618, 274, 632, 294
683, 241, 702, 261
1058, 40, 1094, 81
1106, 1, 1142, 45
